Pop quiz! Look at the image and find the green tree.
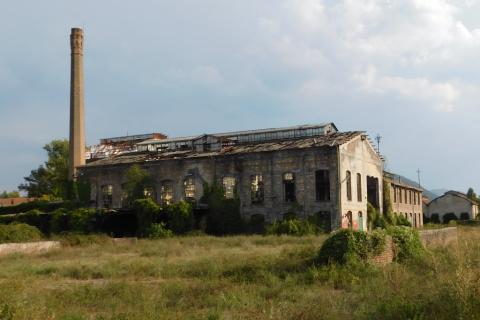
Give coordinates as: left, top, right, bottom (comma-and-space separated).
19, 140, 69, 199
0, 190, 20, 198
467, 188, 477, 201
123, 165, 155, 206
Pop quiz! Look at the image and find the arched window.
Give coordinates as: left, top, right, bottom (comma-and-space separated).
143, 186, 155, 200
222, 176, 236, 199
184, 175, 195, 200
357, 173, 362, 202
101, 184, 113, 208
160, 181, 174, 205
250, 174, 264, 204
346, 171, 352, 201
347, 211, 353, 229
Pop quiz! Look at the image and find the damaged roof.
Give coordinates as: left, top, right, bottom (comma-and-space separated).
82, 131, 363, 168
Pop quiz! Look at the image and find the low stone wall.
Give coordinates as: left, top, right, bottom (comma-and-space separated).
419, 227, 457, 247
0, 241, 61, 256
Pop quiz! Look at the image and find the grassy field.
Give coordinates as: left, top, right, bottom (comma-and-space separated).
0, 228, 479, 320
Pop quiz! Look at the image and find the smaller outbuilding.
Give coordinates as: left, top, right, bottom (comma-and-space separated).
425, 191, 479, 223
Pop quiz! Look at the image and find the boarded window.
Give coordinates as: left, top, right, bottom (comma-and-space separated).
222, 176, 236, 199
250, 175, 264, 204
160, 181, 174, 205
184, 175, 195, 200
357, 173, 362, 202
346, 171, 352, 201
315, 170, 330, 201
283, 172, 296, 202
101, 184, 113, 208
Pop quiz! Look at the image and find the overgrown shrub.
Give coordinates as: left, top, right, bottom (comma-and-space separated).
266, 218, 318, 236
0, 223, 43, 243
0, 200, 77, 215
396, 214, 412, 227
148, 223, 173, 238
307, 211, 332, 233
389, 226, 425, 262
68, 208, 98, 233
133, 198, 161, 237
16, 209, 51, 234
202, 183, 245, 235
162, 201, 194, 234
316, 229, 381, 265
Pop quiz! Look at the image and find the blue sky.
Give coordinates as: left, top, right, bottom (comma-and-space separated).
1, 0, 479, 194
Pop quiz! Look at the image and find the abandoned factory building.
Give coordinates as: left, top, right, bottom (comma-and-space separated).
79, 123, 384, 231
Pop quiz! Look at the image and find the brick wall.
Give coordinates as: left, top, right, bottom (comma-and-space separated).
371, 236, 394, 266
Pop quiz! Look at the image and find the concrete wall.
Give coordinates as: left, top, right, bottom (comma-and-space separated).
419, 227, 457, 247
0, 241, 60, 256
338, 136, 383, 231
426, 194, 478, 221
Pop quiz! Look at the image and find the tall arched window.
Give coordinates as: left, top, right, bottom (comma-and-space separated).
283, 172, 296, 202
184, 175, 195, 200
357, 173, 362, 202
346, 171, 352, 201
160, 180, 174, 205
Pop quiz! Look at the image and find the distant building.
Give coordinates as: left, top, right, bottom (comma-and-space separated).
79, 123, 384, 231
425, 191, 479, 222
0, 197, 36, 207
383, 172, 423, 228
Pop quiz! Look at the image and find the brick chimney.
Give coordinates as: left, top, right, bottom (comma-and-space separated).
68, 28, 86, 180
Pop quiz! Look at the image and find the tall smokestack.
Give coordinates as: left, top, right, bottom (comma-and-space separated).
68, 27, 85, 180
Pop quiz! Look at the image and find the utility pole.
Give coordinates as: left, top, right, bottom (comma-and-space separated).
375, 134, 382, 154
417, 169, 421, 188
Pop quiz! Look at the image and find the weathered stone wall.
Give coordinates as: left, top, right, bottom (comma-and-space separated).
82, 146, 341, 226
419, 227, 458, 247
0, 241, 61, 256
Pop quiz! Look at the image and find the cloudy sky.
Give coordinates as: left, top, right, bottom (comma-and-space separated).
1, 0, 479, 194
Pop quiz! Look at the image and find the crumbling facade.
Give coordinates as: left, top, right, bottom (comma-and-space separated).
79, 124, 383, 231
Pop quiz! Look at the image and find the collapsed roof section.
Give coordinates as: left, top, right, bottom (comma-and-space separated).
86, 123, 339, 161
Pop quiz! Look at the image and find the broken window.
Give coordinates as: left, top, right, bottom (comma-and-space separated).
143, 186, 155, 200
346, 171, 352, 201
184, 175, 195, 200
101, 184, 113, 208
283, 172, 296, 202
357, 173, 362, 202
222, 176, 236, 199
250, 175, 264, 204
315, 170, 330, 201
160, 181, 174, 205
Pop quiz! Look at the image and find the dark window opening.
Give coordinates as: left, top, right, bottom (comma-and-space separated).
101, 184, 113, 209
346, 171, 352, 201
283, 172, 296, 202
367, 176, 380, 209
184, 175, 195, 200
357, 173, 362, 202
315, 170, 330, 201
347, 211, 353, 229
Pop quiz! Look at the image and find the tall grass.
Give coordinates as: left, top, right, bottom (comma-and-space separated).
0, 228, 478, 319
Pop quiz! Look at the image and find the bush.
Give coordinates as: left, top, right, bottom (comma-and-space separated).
16, 209, 51, 234
162, 201, 194, 234
266, 218, 318, 236
389, 226, 424, 262
308, 211, 331, 233
148, 223, 173, 238
202, 183, 245, 235
0, 223, 43, 243
133, 198, 161, 237
68, 208, 98, 233
0, 200, 77, 215
443, 213, 458, 224
316, 229, 381, 265
396, 214, 412, 227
